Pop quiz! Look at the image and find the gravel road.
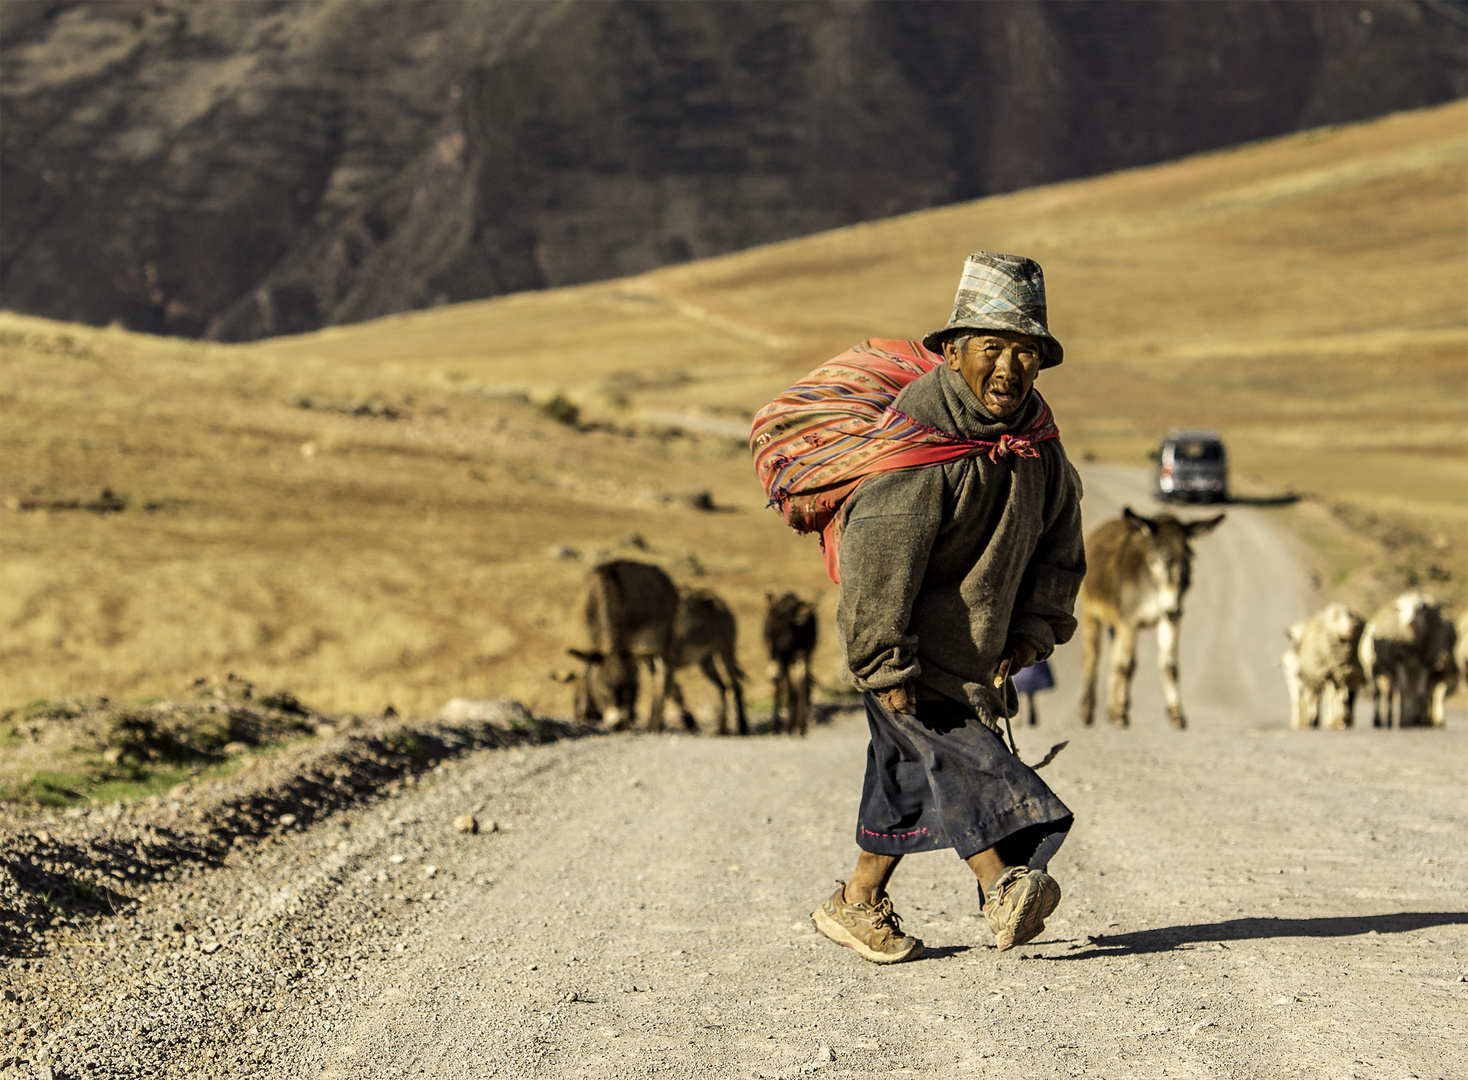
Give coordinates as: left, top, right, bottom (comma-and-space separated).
4, 468, 1466, 1080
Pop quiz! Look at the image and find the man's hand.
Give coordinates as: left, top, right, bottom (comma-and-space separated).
993, 639, 1039, 688
876, 679, 917, 715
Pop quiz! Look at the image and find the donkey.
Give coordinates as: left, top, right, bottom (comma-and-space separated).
665, 589, 748, 735
1079, 507, 1225, 729
763, 592, 817, 735
565, 560, 679, 732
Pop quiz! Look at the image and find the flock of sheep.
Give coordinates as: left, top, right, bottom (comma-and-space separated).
1282, 590, 1464, 731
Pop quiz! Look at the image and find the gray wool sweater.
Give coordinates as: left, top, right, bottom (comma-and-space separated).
836, 363, 1086, 721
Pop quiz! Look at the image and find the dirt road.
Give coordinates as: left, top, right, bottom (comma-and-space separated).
6, 469, 1466, 1080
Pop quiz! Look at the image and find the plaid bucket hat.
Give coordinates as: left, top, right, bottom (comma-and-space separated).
921, 252, 1063, 367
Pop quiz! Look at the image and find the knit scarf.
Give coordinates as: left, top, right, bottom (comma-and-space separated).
750, 338, 1059, 582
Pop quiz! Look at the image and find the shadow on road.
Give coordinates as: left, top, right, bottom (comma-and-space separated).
1053, 912, 1468, 958
919, 944, 975, 960
1225, 493, 1301, 507
1150, 494, 1300, 508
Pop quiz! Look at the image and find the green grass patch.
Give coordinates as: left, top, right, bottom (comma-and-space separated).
69, 875, 100, 904
508, 714, 543, 737
2, 698, 88, 725
15, 770, 91, 807
387, 732, 423, 758
0, 735, 314, 808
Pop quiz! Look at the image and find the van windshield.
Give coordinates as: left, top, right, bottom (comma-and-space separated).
1172, 441, 1224, 462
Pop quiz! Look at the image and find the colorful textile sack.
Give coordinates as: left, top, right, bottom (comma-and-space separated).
750, 338, 1058, 582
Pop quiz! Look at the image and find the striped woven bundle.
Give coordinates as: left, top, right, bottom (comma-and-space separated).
750, 338, 1058, 581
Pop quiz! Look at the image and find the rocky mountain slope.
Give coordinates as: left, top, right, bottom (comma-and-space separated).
2, 0, 1464, 340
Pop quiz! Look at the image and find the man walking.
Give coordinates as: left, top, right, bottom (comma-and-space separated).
787, 253, 1086, 962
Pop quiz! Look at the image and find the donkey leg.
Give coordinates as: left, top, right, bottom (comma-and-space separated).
1079, 611, 1103, 726
724, 651, 749, 736
1156, 615, 1187, 729
698, 655, 727, 735
769, 665, 784, 734
1106, 625, 1138, 727
647, 656, 671, 734
795, 655, 811, 737
677, 665, 701, 733
776, 667, 792, 734
663, 672, 693, 733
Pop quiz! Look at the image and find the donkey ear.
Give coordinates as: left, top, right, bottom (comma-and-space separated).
567, 648, 604, 663
1187, 513, 1226, 538
1122, 506, 1156, 534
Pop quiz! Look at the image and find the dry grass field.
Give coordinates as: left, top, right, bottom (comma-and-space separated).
2, 100, 1464, 724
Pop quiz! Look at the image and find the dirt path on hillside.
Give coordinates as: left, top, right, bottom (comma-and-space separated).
4, 471, 1466, 1080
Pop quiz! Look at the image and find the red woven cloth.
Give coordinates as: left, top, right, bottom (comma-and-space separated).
750, 338, 1059, 582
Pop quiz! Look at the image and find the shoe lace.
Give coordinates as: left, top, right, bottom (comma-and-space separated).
869, 896, 905, 936
988, 866, 1026, 903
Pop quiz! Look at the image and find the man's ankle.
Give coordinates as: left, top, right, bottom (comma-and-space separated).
843, 882, 875, 906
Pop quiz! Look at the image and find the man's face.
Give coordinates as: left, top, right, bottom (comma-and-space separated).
941, 331, 1043, 419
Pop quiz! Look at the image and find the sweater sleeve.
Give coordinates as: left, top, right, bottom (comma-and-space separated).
1007, 450, 1087, 660
835, 466, 945, 691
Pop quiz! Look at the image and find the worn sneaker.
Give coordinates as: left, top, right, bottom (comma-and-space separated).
983, 866, 1061, 951
812, 882, 924, 964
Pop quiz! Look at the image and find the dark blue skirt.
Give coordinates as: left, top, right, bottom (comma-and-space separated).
856, 692, 1072, 867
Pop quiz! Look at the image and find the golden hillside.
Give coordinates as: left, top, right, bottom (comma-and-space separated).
2, 101, 1464, 716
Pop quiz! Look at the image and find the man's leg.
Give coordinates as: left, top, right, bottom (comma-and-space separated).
966, 844, 1061, 952
964, 847, 1008, 896
844, 851, 901, 905
812, 850, 922, 964
813, 691, 927, 963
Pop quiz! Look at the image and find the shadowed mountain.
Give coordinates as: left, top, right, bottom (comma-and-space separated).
1, 0, 1464, 340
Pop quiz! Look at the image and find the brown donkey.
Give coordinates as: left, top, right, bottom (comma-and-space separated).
666, 588, 749, 735
566, 560, 679, 731
763, 592, 817, 735
1079, 507, 1224, 729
